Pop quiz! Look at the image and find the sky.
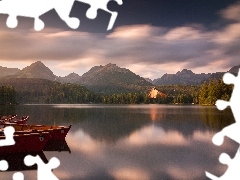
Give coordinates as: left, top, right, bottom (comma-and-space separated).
0, 0, 240, 80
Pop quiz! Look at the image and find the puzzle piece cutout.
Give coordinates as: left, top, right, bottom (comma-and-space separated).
0, 0, 79, 31
206, 69, 240, 179
0, 0, 123, 31
215, 69, 240, 121
12, 172, 24, 180
0, 126, 60, 179
206, 148, 240, 179
24, 154, 60, 180
0, 126, 15, 146
0, 154, 60, 180
0, 160, 8, 171
76, 0, 123, 30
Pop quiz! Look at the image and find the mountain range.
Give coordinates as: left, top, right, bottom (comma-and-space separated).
0, 66, 20, 77
152, 69, 211, 85
0, 61, 239, 94
0, 61, 152, 94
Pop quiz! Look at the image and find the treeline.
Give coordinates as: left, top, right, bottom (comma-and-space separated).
0, 86, 16, 105
0, 78, 233, 105
156, 85, 199, 104
100, 81, 232, 105
16, 82, 233, 105
16, 82, 101, 104
101, 85, 198, 104
198, 79, 232, 105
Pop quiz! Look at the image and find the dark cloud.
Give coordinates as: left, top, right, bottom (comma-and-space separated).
0, 1, 240, 78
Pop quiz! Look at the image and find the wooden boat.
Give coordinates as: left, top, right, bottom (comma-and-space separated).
0, 115, 29, 125
0, 131, 50, 153
3, 124, 71, 140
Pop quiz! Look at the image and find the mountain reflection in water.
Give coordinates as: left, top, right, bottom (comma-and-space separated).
0, 104, 237, 180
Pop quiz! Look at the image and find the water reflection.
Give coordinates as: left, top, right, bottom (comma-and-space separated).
59, 124, 238, 180
200, 107, 234, 131
149, 105, 166, 122
44, 139, 71, 153
0, 104, 236, 179
0, 139, 70, 179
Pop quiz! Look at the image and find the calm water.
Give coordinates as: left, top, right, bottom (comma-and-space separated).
0, 104, 238, 180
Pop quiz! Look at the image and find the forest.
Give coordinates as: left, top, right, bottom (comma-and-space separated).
0, 86, 16, 105
0, 79, 233, 105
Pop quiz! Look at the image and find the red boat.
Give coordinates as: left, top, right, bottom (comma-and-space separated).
0, 115, 29, 125
3, 124, 71, 140
0, 132, 50, 153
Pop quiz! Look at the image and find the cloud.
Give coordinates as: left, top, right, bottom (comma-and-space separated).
220, 1, 240, 22
125, 125, 189, 146
106, 24, 161, 39
1, 2, 240, 78
111, 167, 150, 180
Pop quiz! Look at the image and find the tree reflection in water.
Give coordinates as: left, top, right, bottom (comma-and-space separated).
0, 104, 236, 180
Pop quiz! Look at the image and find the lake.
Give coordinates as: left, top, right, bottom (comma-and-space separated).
0, 104, 238, 180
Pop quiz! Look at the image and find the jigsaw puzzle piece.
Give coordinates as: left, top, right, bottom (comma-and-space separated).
24, 155, 60, 180
76, 0, 123, 30
206, 147, 240, 180
53, 0, 80, 29
215, 100, 229, 111
0, 126, 15, 146
0, 160, 8, 171
206, 69, 240, 179
0, 0, 49, 30
218, 70, 240, 122
212, 122, 240, 146
12, 172, 24, 180
0, 0, 80, 31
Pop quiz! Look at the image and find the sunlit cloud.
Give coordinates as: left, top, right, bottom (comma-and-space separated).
66, 129, 105, 156
220, 1, 240, 22
192, 131, 215, 142
214, 23, 240, 44
124, 125, 189, 146
0, 2, 240, 79
167, 165, 203, 180
163, 26, 205, 41
107, 24, 159, 39
111, 167, 150, 180
58, 124, 237, 179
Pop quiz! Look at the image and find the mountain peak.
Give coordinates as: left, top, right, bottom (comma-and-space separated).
32, 61, 45, 66
154, 69, 210, 85
106, 63, 117, 67
176, 69, 194, 75
65, 72, 81, 78
228, 65, 240, 76
79, 63, 152, 93
15, 61, 56, 80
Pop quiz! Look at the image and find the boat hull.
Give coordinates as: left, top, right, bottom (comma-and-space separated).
0, 132, 50, 153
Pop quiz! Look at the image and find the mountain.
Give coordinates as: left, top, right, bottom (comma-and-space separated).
204, 65, 240, 82
13, 61, 57, 81
204, 72, 225, 82
58, 72, 81, 83
153, 69, 211, 85
77, 63, 153, 94
0, 66, 20, 77
0, 62, 152, 94
144, 78, 153, 84
228, 65, 240, 76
